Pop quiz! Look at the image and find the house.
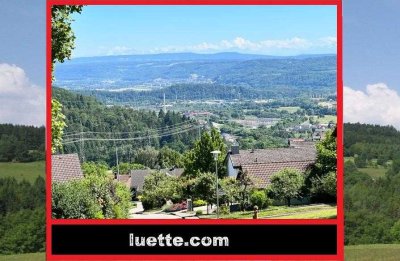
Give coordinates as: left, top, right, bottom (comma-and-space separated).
226, 144, 316, 188
52, 153, 84, 183
115, 174, 131, 188
130, 167, 184, 194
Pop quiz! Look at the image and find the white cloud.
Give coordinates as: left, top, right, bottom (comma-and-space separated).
318, 36, 337, 47
102, 36, 337, 55
344, 83, 400, 129
152, 36, 317, 53
0, 64, 45, 126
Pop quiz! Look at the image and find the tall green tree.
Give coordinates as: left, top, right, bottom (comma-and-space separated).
194, 172, 216, 214
51, 5, 83, 73
51, 99, 67, 153
184, 128, 227, 178
269, 168, 304, 207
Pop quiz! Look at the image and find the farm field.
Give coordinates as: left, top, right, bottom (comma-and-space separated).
345, 244, 400, 261
315, 114, 336, 124
0, 253, 44, 261
0, 161, 45, 183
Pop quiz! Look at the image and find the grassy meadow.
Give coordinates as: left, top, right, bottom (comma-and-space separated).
200, 204, 336, 219
345, 244, 400, 261
0, 161, 45, 183
0, 253, 45, 261
359, 167, 387, 178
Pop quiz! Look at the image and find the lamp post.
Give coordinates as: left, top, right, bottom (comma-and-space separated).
211, 150, 221, 219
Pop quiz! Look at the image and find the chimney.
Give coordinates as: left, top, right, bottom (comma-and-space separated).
231, 143, 240, 155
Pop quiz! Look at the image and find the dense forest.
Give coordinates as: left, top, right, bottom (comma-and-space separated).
0, 124, 45, 162
84, 83, 335, 105
0, 177, 45, 254
53, 87, 200, 166
344, 123, 400, 165
345, 123, 400, 245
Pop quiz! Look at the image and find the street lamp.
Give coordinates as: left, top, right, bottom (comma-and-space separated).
211, 150, 221, 219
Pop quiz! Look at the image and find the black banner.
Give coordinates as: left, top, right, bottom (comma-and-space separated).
52, 224, 336, 255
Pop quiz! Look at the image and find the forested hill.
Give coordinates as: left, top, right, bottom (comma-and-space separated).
0, 124, 45, 162
53, 87, 199, 165
345, 123, 400, 245
54, 52, 336, 93
344, 123, 400, 163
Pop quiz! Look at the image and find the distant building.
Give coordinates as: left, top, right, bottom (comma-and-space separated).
52, 153, 84, 183
225, 144, 316, 188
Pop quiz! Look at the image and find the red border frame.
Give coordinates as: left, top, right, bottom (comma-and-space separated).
46, 1, 343, 260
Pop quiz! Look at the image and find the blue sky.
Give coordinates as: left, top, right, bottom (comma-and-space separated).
344, 0, 400, 90
0, 0, 45, 86
343, 0, 400, 129
0, 0, 45, 126
71, 5, 337, 57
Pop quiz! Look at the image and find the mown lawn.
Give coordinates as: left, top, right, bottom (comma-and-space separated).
202, 204, 336, 219
0, 161, 45, 183
272, 208, 336, 219
0, 252, 45, 261
359, 167, 387, 178
345, 244, 400, 261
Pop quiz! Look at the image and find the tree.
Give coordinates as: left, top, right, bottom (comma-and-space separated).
82, 161, 108, 177
250, 190, 271, 209
158, 147, 183, 169
51, 5, 83, 74
306, 128, 337, 202
135, 146, 159, 169
310, 171, 337, 203
51, 99, 67, 153
184, 128, 227, 178
194, 172, 216, 214
314, 129, 337, 174
354, 153, 367, 168
141, 172, 181, 210
220, 177, 240, 206
237, 170, 254, 210
270, 168, 304, 207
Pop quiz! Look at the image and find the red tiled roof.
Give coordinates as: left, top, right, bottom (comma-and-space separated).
242, 161, 314, 188
51, 154, 84, 183
230, 147, 316, 167
117, 174, 131, 188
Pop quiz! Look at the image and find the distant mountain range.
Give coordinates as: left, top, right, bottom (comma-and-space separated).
54, 52, 336, 91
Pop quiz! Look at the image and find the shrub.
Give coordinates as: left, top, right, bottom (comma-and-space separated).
52, 175, 132, 219
141, 171, 182, 210
193, 199, 207, 207
52, 181, 101, 219
250, 190, 270, 209
195, 209, 203, 216
219, 205, 230, 215
310, 171, 337, 203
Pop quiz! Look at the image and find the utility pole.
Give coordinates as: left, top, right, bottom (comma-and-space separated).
80, 123, 85, 163
115, 141, 120, 177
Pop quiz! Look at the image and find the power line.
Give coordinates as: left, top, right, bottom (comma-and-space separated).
61, 125, 201, 145
63, 120, 196, 137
